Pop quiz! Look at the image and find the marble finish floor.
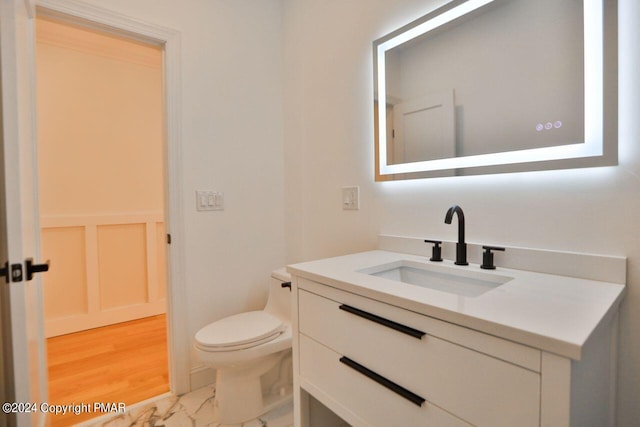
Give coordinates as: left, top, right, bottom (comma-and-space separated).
80, 385, 293, 427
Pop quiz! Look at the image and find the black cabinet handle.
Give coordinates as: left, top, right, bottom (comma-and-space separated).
339, 304, 425, 340
339, 356, 425, 407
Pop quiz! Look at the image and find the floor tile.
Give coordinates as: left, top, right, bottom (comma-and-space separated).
83, 386, 292, 427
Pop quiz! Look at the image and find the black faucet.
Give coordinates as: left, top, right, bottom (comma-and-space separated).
444, 205, 468, 265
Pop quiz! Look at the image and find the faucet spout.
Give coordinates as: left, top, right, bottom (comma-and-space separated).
444, 205, 468, 265
444, 205, 465, 244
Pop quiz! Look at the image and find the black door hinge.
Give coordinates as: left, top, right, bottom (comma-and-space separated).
167, 234, 172, 244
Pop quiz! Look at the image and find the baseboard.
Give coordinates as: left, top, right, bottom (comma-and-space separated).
189, 365, 216, 391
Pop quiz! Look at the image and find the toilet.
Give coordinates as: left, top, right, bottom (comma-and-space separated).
194, 268, 293, 424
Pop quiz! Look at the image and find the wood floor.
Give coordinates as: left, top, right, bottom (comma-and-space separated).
46, 314, 169, 426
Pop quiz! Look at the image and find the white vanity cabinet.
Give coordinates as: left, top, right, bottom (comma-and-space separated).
289, 250, 624, 427
296, 279, 539, 426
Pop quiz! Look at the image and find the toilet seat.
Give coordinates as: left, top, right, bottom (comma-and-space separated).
195, 311, 285, 352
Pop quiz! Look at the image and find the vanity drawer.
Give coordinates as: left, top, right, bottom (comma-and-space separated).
298, 288, 540, 426
299, 334, 472, 427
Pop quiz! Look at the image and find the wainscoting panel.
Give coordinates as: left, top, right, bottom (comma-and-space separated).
156, 222, 167, 300
41, 213, 167, 337
42, 226, 88, 318
98, 223, 149, 309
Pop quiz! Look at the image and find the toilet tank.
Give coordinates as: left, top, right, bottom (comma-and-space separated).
264, 268, 292, 322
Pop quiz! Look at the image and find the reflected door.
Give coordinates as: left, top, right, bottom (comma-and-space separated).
392, 90, 455, 164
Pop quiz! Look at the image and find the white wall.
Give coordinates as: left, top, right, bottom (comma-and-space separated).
283, 0, 640, 424
69, 0, 286, 374
36, 16, 164, 216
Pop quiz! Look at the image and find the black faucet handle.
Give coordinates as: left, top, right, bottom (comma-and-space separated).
481, 245, 506, 270
424, 239, 443, 262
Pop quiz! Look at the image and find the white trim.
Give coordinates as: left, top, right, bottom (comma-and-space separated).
40, 211, 164, 227
36, 0, 189, 394
46, 300, 167, 337
189, 365, 217, 391
24, 0, 36, 18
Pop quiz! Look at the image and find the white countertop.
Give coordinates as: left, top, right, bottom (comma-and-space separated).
288, 250, 626, 360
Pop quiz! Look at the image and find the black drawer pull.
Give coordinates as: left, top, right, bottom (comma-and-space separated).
339, 304, 425, 339
339, 356, 426, 407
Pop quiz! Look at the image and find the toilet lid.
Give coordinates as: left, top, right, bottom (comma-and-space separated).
195, 311, 285, 350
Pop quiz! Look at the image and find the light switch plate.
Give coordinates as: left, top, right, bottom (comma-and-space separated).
342, 186, 360, 210
196, 190, 224, 211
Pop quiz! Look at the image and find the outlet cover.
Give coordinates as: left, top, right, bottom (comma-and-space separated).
196, 190, 224, 211
342, 186, 360, 210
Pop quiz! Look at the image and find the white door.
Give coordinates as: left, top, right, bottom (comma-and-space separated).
393, 89, 456, 163
0, 0, 48, 425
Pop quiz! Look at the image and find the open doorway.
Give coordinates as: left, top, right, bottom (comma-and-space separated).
35, 14, 169, 425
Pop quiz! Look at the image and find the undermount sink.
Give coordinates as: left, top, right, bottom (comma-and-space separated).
359, 260, 513, 297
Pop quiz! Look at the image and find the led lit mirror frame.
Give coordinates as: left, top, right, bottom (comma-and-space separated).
374, 0, 617, 180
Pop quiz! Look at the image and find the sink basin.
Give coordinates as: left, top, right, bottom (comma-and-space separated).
359, 260, 513, 297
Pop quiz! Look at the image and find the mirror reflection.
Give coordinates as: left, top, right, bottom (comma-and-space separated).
374, 0, 610, 180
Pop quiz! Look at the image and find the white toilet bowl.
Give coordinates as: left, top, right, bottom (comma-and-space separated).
194, 268, 292, 424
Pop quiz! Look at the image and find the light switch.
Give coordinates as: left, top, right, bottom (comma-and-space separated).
212, 192, 224, 210
342, 186, 360, 210
196, 190, 224, 211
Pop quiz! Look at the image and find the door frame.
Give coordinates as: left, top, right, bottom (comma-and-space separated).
36, 0, 189, 394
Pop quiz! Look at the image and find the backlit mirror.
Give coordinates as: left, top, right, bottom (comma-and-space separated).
374, 0, 617, 180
